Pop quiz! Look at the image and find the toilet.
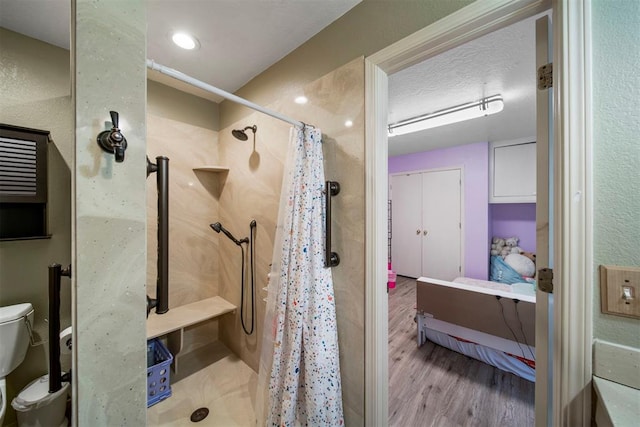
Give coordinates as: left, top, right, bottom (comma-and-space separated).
0, 303, 34, 426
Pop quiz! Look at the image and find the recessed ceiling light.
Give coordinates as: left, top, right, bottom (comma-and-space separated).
172, 32, 199, 50
344, 120, 353, 127
294, 96, 308, 105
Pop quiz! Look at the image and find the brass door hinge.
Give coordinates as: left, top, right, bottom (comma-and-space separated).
537, 63, 553, 90
538, 268, 554, 293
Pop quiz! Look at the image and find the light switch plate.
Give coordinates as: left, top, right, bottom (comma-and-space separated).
600, 265, 640, 319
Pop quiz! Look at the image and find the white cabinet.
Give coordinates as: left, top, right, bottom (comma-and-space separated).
489, 138, 537, 203
391, 168, 462, 281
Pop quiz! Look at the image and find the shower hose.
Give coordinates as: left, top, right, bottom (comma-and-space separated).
239, 221, 256, 335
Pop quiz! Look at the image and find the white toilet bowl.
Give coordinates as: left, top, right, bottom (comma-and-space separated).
0, 303, 34, 426
11, 374, 69, 427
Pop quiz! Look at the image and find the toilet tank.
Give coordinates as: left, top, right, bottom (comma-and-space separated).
0, 303, 34, 377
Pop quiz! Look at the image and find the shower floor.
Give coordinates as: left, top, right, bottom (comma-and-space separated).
147, 341, 258, 426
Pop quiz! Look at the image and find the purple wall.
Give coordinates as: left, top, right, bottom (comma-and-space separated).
489, 203, 537, 252
389, 142, 489, 280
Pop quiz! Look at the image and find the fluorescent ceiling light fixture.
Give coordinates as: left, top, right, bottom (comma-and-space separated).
294, 96, 308, 104
388, 95, 504, 137
172, 32, 199, 50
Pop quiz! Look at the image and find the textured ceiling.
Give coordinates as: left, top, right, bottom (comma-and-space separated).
388, 13, 548, 156
0, 0, 361, 102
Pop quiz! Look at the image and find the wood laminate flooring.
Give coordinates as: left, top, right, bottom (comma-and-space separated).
388, 275, 535, 427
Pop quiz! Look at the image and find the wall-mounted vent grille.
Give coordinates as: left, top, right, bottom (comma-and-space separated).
0, 136, 38, 197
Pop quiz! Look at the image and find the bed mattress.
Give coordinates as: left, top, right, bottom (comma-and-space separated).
418, 316, 535, 382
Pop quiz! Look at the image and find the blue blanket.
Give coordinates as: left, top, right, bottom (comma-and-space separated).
490, 255, 525, 284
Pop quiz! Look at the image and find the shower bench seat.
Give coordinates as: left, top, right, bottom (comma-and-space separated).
146, 296, 236, 373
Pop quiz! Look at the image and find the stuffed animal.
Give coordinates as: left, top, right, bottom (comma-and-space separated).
490, 237, 506, 256
490, 237, 524, 258
505, 237, 519, 248
521, 251, 536, 263
504, 253, 536, 278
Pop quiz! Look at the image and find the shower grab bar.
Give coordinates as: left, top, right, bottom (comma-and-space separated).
325, 181, 340, 268
147, 156, 170, 315
48, 263, 71, 394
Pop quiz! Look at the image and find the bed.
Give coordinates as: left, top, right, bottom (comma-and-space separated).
416, 276, 536, 382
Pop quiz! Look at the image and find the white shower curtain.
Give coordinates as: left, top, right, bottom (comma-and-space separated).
256, 126, 344, 426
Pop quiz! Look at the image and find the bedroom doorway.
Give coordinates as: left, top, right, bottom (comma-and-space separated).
366, 0, 593, 425
382, 6, 552, 425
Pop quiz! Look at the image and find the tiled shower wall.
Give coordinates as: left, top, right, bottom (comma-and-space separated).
146, 113, 220, 353
219, 57, 366, 425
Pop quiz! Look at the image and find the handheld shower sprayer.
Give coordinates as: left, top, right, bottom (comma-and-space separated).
210, 220, 257, 336
210, 222, 249, 246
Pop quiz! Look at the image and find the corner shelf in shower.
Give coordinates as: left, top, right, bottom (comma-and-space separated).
146, 296, 236, 373
192, 166, 229, 173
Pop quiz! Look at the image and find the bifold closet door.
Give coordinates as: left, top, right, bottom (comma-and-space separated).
390, 173, 422, 278
421, 169, 461, 281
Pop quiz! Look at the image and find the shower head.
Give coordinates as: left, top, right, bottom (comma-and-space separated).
210, 222, 249, 246
231, 125, 257, 141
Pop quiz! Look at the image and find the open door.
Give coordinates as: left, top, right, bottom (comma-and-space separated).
535, 14, 553, 427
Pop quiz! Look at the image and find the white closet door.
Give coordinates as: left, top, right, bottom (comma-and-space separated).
390, 173, 422, 278
421, 169, 461, 281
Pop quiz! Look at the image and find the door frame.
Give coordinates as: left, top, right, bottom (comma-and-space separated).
364, 0, 593, 425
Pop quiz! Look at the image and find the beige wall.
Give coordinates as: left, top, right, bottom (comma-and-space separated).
592, 0, 640, 347
146, 81, 221, 355
220, 0, 474, 128
148, 80, 219, 131
219, 57, 366, 425
0, 28, 73, 426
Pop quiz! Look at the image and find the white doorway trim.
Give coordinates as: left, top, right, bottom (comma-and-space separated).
363, 0, 592, 425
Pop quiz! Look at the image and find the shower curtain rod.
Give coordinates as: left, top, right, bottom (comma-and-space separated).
146, 60, 305, 129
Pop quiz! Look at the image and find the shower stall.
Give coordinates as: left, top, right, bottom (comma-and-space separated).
142, 59, 364, 425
